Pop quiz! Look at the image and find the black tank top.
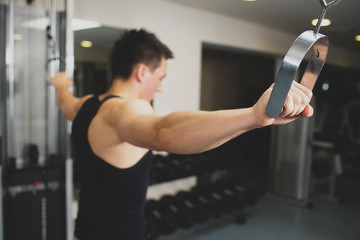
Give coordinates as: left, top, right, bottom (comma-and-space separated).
72, 95, 153, 240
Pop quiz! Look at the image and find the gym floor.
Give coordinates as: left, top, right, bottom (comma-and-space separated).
157, 178, 360, 240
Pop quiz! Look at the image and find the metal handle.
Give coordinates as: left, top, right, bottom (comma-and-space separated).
266, 31, 329, 118
315, 0, 342, 34
267, 0, 341, 118
319, 0, 341, 8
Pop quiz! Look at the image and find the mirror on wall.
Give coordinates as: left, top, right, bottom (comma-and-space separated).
74, 25, 125, 97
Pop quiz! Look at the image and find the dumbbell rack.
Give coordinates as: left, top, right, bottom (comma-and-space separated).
145, 149, 264, 240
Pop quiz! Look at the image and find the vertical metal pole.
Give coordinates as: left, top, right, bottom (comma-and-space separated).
0, 165, 2, 240
1, 1, 16, 239
65, 153, 73, 240
65, 0, 74, 239
7, 0, 16, 160
48, 0, 58, 157
0, 3, 5, 239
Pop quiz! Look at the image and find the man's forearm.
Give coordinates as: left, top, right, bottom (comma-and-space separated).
153, 108, 258, 154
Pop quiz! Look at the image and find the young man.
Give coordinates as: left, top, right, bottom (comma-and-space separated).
52, 29, 313, 240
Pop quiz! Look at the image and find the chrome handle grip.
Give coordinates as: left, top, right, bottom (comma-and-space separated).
266, 31, 329, 118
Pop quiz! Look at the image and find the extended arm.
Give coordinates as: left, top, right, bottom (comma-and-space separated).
111, 102, 256, 154
106, 81, 313, 154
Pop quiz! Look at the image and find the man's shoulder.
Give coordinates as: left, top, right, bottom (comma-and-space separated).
98, 98, 155, 128
119, 99, 154, 115
99, 98, 154, 119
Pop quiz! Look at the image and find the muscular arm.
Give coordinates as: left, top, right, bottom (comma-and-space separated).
110, 101, 257, 154
106, 81, 313, 154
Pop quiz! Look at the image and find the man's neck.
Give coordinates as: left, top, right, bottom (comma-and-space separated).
105, 78, 140, 100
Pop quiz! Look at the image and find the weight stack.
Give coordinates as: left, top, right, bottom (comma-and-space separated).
4, 167, 66, 240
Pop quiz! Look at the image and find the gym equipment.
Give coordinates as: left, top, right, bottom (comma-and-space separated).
191, 154, 217, 174
192, 184, 236, 214
158, 195, 195, 229
5, 167, 65, 240
166, 155, 195, 179
144, 175, 264, 239
150, 154, 199, 184
212, 181, 249, 209
144, 200, 177, 239
311, 144, 343, 203
150, 150, 242, 185
231, 183, 261, 206
269, 115, 315, 207
187, 186, 223, 219
218, 177, 263, 206
144, 190, 214, 239
266, 0, 341, 118
175, 191, 212, 223
149, 155, 169, 184
146, 150, 264, 239
0, 1, 73, 239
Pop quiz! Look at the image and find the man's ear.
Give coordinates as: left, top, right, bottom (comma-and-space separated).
135, 64, 149, 83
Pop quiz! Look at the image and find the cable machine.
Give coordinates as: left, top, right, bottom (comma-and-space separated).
0, 0, 73, 239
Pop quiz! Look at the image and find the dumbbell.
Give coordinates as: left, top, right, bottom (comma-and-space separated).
211, 181, 248, 210
169, 155, 195, 177
191, 184, 236, 215
174, 191, 212, 223
158, 195, 195, 230
151, 154, 194, 183
222, 178, 263, 205
187, 186, 223, 219
144, 199, 177, 237
144, 200, 160, 239
166, 155, 194, 179
150, 155, 169, 183
202, 184, 237, 214
190, 153, 218, 175
150, 154, 188, 183
204, 150, 230, 170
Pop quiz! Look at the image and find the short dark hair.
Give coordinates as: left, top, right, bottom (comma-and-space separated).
110, 29, 174, 79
